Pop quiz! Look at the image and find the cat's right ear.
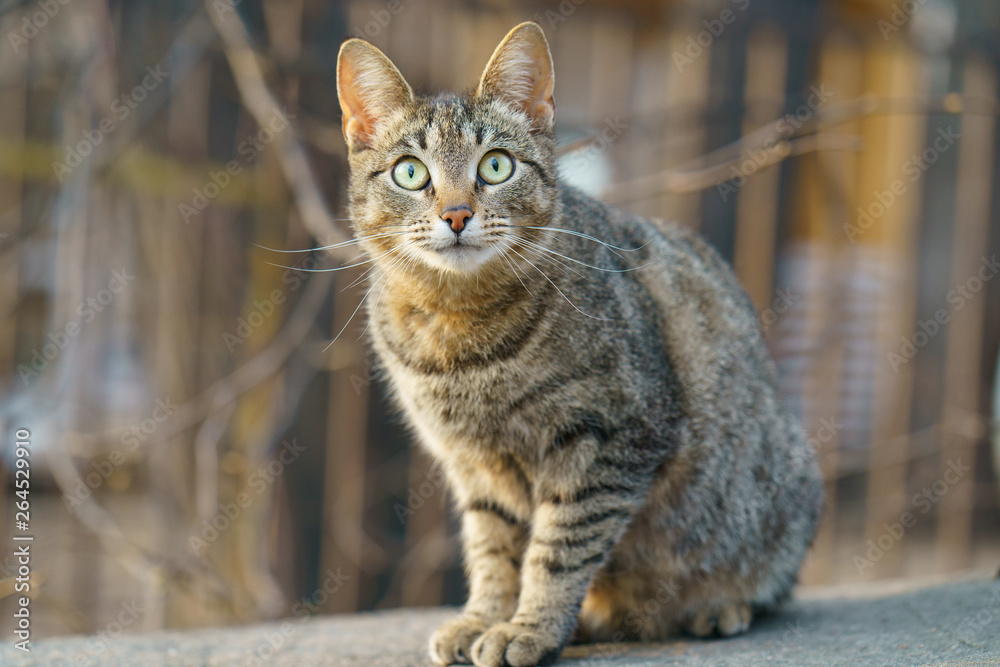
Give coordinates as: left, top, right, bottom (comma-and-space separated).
337, 39, 414, 152
478, 22, 555, 132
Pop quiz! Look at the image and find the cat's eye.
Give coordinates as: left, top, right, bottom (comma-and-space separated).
477, 150, 514, 185
392, 157, 430, 190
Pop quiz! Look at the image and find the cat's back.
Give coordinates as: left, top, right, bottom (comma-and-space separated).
553, 185, 781, 416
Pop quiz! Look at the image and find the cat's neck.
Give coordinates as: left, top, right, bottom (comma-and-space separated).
380, 261, 535, 314
373, 260, 544, 345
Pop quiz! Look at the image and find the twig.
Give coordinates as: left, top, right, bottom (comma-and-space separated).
46, 445, 168, 629
606, 133, 862, 201
603, 93, 999, 199
207, 0, 350, 251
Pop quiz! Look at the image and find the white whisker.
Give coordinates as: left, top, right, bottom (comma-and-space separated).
509, 237, 586, 281
255, 229, 411, 254
507, 246, 610, 322
493, 242, 533, 297
517, 238, 650, 273
521, 226, 651, 255
343, 257, 384, 292
323, 247, 409, 351
360, 246, 416, 341
264, 255, 374, 273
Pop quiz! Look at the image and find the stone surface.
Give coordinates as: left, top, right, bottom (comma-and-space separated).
5, 579, 1000, 666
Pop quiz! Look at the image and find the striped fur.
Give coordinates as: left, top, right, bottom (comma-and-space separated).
337, 22, 823, 667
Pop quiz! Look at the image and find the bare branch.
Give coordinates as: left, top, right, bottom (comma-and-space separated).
207, 0, 351, 251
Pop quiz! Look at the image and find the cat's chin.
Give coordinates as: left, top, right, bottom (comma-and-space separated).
419, 244, 499, 274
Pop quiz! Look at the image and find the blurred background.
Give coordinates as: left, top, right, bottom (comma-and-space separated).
1, 0, 999, 642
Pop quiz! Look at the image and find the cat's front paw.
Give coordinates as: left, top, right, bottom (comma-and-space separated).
430, 614, 494, 665
469, 621, 562, 667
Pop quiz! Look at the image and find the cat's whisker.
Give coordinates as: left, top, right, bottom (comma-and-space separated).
340, 246, 410, 290
516, 238, 651, 274
508, 237, 587, 282
360, 244, 419, 340
343, 233, 433, 291
264, 254, 378, 273
379, 246, 421, 307
521, 226, 652, 255
343, 258, 383, 292
494, 242, 534, 297
507, 235, 589, 282
254, 229, 411, 254
506, 246, 610, 321
323, 247, 410, 351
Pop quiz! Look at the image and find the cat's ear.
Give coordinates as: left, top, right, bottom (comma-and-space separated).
337, 39, 414, 151
477, 22, 555, 132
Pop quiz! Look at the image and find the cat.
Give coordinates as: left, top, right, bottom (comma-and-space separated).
335, 21, 823, 667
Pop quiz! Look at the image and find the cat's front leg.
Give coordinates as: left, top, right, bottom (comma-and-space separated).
430, 500, 528, 665
470, 446, 651, 667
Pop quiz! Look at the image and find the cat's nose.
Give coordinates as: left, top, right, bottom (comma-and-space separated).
440, 205, 473, 234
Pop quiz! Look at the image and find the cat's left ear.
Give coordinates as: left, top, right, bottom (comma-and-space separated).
477, 22, 555, 132
337, 39, 414, 152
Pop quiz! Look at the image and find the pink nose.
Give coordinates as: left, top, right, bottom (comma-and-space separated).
441, 205, 473, 233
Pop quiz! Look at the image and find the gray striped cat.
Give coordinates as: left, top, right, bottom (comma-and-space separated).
336, 22, 823, 667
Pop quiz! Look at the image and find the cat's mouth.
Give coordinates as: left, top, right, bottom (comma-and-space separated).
421, 238, 496, 273
439, 241, 479, 255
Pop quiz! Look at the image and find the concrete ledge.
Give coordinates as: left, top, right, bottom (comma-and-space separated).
9, 579, 1000, 666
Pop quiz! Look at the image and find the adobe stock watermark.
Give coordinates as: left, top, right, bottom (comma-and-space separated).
179, 106, 295, 224
672, 0, 751, 72
844, 126, 959, 243
536, 0, 587, 31
62, 398, 175, 514
585, 577, 680, 659
244, 566, 351, 666
6, 0, 73, 56
757, 287, 799, 335
51, 65, 169, 182
223, 249, 322, 353
853, 457, 971, 574
727, 416, 840, 530
886, 255, 999, 372
754, 619, 808, 664
348, 349, 380, 396
189, 439, 306, 555
211, 0, 246, 18
394, 461, 446, 524
718, 286, 802, 369
68, 599, 145, 667
878, 0, 929, 40
560, 116, 629, 174
18, 268, 135, 385
717, 85, 834, 202
347, 0, 416, 40
951, 586, 1000, 643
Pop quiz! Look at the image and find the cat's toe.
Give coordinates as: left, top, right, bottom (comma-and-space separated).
716, 602, 752, 636
682, 608, 716, 638
470, 621, 562, 667
430, 615, 492, 665
682, 602, 753, 638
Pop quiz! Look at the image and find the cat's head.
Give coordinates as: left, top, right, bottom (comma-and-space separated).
336, 22, 558, 276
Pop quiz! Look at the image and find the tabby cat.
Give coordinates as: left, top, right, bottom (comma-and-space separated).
335, 22, 823, 667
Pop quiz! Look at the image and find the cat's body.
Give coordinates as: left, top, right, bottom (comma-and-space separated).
336, 23, 823, 667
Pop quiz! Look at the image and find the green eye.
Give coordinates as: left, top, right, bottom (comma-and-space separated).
477, 150, 514, 185
392, 157, 430, 190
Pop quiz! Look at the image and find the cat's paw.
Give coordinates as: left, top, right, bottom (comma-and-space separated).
469, 621, 562, 667
682, 602, 753, 638
430, 614, 493, 665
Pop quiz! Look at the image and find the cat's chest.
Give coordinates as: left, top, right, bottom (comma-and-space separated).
381, 347, 532, 440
